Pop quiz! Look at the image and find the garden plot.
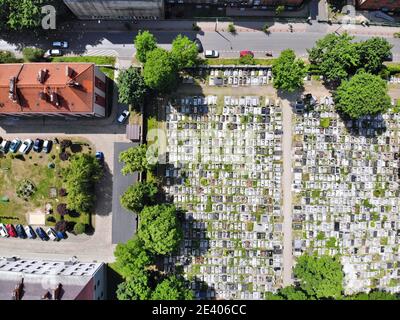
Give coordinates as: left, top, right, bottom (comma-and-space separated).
0, 138, 94, 226
163, 94, 284, 300
292, 98, 400, 295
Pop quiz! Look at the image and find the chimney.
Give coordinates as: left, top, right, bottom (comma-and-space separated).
53, 283, 62, 300
66, 66, 74, 78
12, 278, 24, 300
37, 69, 48, 84
50, 90, 60, 107
9, 77, 17, 102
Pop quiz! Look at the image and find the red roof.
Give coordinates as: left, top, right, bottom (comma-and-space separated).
0, 63, 95, 114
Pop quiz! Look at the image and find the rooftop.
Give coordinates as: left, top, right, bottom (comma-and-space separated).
0, 63, 95, 114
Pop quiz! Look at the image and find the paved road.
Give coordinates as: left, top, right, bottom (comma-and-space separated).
112, 142, 138, 244
1, 22, 400, 61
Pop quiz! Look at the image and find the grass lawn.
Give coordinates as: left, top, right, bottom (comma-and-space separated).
204, 58, 276, 66
51, 56, 116, 80
0, 137, 94, 226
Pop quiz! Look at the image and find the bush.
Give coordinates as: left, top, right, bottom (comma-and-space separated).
320, 118, 331, 128
57, 203, 68, 216
394, 32, 400, 38
228, 23, 236, 34
239, 54, 255, 65
47, 216, 56, 223
22, 47, 44, 62
262, 23, 270, 34
16, 179, 36, 199
73, 223, 86, 235
60, 139, 72, 149
55, 220, 68, 233
59, 188, 67, 197
0, 50, 18, 64
275, 5, 285, 15
59, 152, 69, 161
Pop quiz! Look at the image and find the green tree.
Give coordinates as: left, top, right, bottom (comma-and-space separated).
73, 222, 86, 235
294, 254, 343, 299
120, 181, 158, 213
335, 72, 391, 119
0, 50, 18, 63
228, 23, 236, 34
275, 5, 285, 15
22, 47, 44, 62
134, 30, 157, 63
308, 33, 360, 82
346, 290, 398, 300
119, 144, 155, 175
117, 67, 147, 109
264, 292, 284, 300
63, 154, 102, 213
151, 275, 194, 300
239, 54, 255, 65
117, 275, 151, 300
138, 204, 183, 255
358, 37, 393, 74
272, 49, 306, 92
279, 286, 309, 300
143, 48, 178, 93
114, 236, 153, 279
171, 35, 199, 69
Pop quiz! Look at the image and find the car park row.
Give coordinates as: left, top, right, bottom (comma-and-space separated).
0, 138, 52, 154
0, 223, 65, 241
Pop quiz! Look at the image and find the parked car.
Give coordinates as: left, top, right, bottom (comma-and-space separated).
15, 224, 27, 239
33, 139, 44, 152
24, 225, 37, 239
193, 38, 203, 53
117, 110, 130, 124
0, 223, 9, 237
56, 231, 65, 240
9, 138, 22, 153
52, 41, 69, 48
240, 50, 254, 58
204, 50, 219, 58
95, 151, 105, 164
36, 227, 49, 241
6, 224, 17, 238
42, 140, 53, 153
19, 139, 33, 154
44, 49, 62, 58
295, 99, 305, 114
385, 52, 393, 62
46, 228, 59, 241
0, 140, 11, 153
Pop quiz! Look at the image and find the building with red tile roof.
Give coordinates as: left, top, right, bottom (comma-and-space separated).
0, 62, 108, 117
357, 0, 400, 11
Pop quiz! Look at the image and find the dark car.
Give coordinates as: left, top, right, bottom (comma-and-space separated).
95, 151, 105, 164
193, 38, 203, 53
56, 231, 65, 240
35, 227, 49, 241
9, 138, 22, 153
15, 224, 27, 239
385, 52, 393, 62
33, 139, 44, 152
6, 224, 17, 238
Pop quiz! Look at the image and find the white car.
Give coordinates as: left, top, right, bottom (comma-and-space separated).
52, 41, 69, 48
46, 228, 58, 241
204, 50, 219, 58
117, 110, 130, 124
24, 225, 36, 239
42, 140, 52, 153
44, 49, 62, 58
19, 139, 33, 154
0, 224, 8, 237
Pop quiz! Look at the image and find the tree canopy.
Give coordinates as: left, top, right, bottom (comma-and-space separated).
114, 236, 153, 279
119, 144, 155, 175
334, 72, 391, 119
143, 48, 178, 93
293, 254, 343, 299
117, 67, 147, 109
120, 181, 158, 213
308, 33, 360, 82
171, 35, 199, 69
272, 49, 306, 92
138, 204, 183, 255
116, 274, 151, 300
151, 275, 194, 300
357, 37, 393, 74
345, 290, 399, 300
134, 30, 157, 63
0, 50, 18, 63
63, 154, 102, 213
0, 0, 44, 31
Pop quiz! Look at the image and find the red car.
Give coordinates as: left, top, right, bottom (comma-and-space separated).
6, 224, 17, 238
240, 50, 254, 58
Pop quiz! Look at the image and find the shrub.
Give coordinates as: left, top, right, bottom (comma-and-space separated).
262, 23, 270, 34
57, 203, 68, 216
22, 47, 44, 62
228, 23, 236, 34
59, 152, 69, 161
275, 5, 285, 15
320, 118, 331, 128
239, 54, 255, 65
16, 179, 36, 199
55, 220, 68, 233
73, 223, 86, 235
60, 139, 72, 149
59, 188, 67, 197
47, 216, 56, 223
0, 50, 18, 64
394, 32, 400, 39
